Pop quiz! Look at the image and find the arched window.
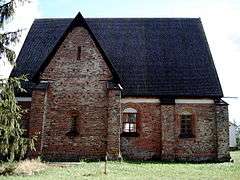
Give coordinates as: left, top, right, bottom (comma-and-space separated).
122, 108, 137, 133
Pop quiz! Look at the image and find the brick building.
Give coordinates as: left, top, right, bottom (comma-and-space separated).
11, 13, 230, 162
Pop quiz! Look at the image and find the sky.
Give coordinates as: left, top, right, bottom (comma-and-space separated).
1, 0, 240, 124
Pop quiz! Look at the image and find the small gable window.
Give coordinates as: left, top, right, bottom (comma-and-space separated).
121, 108, 139, 137
77, 46, 81, 60
179, 113, 194, 138
66, 114, 79, 137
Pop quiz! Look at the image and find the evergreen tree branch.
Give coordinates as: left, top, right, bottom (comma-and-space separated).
0, 0, 15, 24
0, 0, 27, 64
0, 1, 13, 10
0, 0, 35, 162
0, 29, 23, 64
0, 75, 35, 162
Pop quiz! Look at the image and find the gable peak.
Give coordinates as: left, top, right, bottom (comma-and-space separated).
69, 12, 86, 27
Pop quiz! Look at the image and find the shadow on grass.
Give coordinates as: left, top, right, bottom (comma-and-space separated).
80, 158, 227, 165
119, 159, 229, 165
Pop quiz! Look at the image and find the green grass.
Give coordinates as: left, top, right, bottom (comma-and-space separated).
1, 151, 240, 180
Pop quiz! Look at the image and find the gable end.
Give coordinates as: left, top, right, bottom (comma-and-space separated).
33, 12, 120, 84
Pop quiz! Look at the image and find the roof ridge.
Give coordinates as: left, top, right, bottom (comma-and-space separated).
34, 17, 200, 20
35, 18, 73, 20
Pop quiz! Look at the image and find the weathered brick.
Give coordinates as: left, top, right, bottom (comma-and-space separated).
32, 26, 115, 161
19, 25, 230, 162
121, 102, 161, 160
215, 104, 230, 162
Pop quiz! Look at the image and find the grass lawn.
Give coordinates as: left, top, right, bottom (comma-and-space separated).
1, 151, 240, 180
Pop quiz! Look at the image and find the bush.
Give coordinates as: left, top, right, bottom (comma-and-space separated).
15, 159, 47, 176
0, 159, 47, 176
0, 163, 16, 176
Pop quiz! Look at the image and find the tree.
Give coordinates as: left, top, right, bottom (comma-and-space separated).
236, 125, 240, 149
0, 76, 35, 161
0, 0, 24, 64
0, 0, 35, 162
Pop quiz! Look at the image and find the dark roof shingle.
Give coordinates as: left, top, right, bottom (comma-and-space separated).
11, 17, 223, 97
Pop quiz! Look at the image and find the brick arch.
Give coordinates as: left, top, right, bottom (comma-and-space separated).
68, 110, 79, 116
122, 102, 141, 111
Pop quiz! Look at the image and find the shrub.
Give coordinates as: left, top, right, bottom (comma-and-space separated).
0, 159, 47, 176
0, 163, 16, 176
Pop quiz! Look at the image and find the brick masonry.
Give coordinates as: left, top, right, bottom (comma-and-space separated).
161, 105, 175, 160
121, 102, 230, 162
19, 25, 230, 162
28, 90, 45, 157
32, 26, 116, 161
215, 104, 231, 162
18, 101, 31, 137
174, 104, 218, 162
121, 102, 161, 160
107, 90, 121, 160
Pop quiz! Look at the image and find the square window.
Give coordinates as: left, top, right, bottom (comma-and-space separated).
123, 123, 130, 132
122, 113, 137, 133
179, 114, 193, 138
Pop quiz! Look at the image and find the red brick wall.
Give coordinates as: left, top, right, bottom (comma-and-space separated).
161, 104, 218, 161
174, 104, 217, 161
121, 101, 221, 162
216, 104, 230, 162
161, 104, 220, 161
28, 90, 45, 157
161, 105, 175, 160
28, 91, 228, 162
121, 102, 161, 160
31, 26, 114, 161
18, 101, 31, 137
24, 24, 228, 162
107, 90, 121, 160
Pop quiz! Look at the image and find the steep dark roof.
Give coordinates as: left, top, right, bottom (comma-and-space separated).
11, 16, 223, 97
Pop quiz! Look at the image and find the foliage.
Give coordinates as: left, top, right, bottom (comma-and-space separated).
0, 76, 35, 162
0, 162, 16, 176
0, 0, 35, 162
0, 0, 27, 64
236, 125, 240, 149
0, 158, 46, 176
